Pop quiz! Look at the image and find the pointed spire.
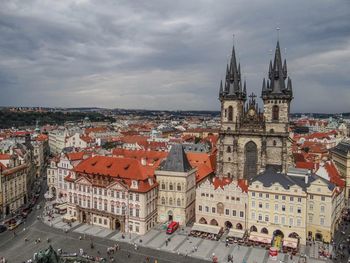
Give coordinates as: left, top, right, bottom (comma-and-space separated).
287, 77, 292, 91
283, 59, 287, 79
262, 78, 266, 91
269, 60, 273, 79
243, 80, 247, 95
160, 144, 192, 172
219, 80, 223, 96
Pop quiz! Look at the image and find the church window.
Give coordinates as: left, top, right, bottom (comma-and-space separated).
272, 105, 279, 121
228, 106, 233, 121
227, 146, 231, 153
169, 183, 173, 191
244, 141, 258, 180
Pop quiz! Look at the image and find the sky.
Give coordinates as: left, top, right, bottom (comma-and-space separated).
0, 0, 349, 113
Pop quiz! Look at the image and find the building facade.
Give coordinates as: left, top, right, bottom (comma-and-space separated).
156, 145, 196, 225
331, 139, 350, 201
196, 177, 248, 230
65, 156, 158, 235
216, 41, 293, 180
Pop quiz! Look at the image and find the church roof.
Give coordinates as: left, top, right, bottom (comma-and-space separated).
160, 144, 192, 172
261, 41, 293, 100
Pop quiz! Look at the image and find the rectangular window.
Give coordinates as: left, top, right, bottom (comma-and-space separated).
275, 195, 278, 200
104, 219, 107, 225
274, 215, 278, 224
321, 196, 325, 201
265, 203, 269, 210
252, 192, 255, 197
99, 188, 102, 195
290, 196, 294, 202
297, 218, 301, 227
104, 203, 107, 211
136, 209, 139, 217
130, 208, 133, 216
111, 205, 114, 213
275, 204, 278, 211
252, 212, 255, 220
259, 203, 262, 208
309, 204, 313, 211
265, 215, 269, 222
289, 218, 293, 226
232, 210, 236, 217
266, 193, 269, 198
111, 190, 114, 198
225, 209, 229, 215
282, 205, 285, 212
309, 215, 313, 223
240, 211, 244, 218
136, 194, 139, 201
282, 195, 286, 201
212, 207, 216, 213
94, 217, 96, 223
99, 218, 102, 224
281, 217, 285, 225
320, 217, 325, 225
258, 214, 262, 221
199, 205, 202, 211
205, 206, 209, 212
298, 197, 302, 202
259, 193, 262, 198
104, 189, 107, 196
116, 191, 120, 198
289, 206, 293, 213
320, 206, 325, 213
94, 201, 97, 209
252, 201, 255, 208
129, 193, 133, 200
297, 207, 301, 213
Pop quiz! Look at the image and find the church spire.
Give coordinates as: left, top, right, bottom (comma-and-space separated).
219, 40, 246, 101
261, 40, 293, 100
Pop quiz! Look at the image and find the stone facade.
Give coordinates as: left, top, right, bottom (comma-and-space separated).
217, 41, 293, 180
156, 145, 196, 225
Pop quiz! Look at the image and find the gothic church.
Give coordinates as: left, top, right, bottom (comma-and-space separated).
217, 41, 293, 180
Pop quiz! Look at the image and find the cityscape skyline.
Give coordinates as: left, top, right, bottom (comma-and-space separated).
0, 0, 349, 113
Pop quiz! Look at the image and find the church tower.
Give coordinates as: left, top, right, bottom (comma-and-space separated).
217, 38, 293, 180
261, 41, 293, 173
217, 44, 246, 178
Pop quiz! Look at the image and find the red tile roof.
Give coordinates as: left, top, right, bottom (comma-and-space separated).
324, 161, 345, 188
0, 154, 11, 160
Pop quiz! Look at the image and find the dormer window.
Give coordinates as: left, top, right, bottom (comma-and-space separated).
131, 180, 138, 189
148, 178, 153, 186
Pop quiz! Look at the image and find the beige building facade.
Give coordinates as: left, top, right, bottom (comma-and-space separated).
196, 177, 248, 230
156, 145, 196, 225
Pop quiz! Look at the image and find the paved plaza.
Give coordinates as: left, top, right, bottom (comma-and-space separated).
42, 211, 332, 263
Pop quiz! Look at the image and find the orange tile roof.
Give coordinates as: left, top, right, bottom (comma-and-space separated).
85, 127, 108, 134
66, 152, 88, 161
73, 156, 157, 193
324, 161, 345, 188
0, 154, 11, 160
36, 134, 48, 141
295, 161, 314, 170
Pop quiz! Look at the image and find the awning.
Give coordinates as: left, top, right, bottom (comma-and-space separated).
249, 232, 272, 244
228, 229, 245, 239
283, 237, 298, 248
56, 203, 68, 210
191, 223, 222, 235
63, 214, 76, 221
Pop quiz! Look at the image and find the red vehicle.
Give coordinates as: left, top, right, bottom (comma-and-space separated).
166, 221, 179, 234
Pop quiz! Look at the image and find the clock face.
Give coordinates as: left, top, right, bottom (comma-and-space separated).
248, 108, 255, 117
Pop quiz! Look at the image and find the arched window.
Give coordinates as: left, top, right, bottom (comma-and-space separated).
177, 198, 181, 206
228, 106, 233, 121
169, 198, 173, 205
273, 140, 277, 146
161, 197, 165, 205
169, 183, 173, 191
227, 146, 231, 153
272, 105, 279, 121
177, 183, 181, 191
161, 182, 165, 190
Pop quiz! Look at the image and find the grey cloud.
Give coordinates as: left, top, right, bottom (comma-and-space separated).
0, 0, 349, 112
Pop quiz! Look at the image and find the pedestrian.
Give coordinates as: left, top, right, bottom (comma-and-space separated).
165, 240, 168, 246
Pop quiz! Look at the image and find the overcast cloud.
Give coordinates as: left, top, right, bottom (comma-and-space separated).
0, 0, 349, 113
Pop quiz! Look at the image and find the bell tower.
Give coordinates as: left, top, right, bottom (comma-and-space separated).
217, 43, 247, 178
261, 41, 293, 134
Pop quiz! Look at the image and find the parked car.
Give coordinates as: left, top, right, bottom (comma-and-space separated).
0, 225, 7, 233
